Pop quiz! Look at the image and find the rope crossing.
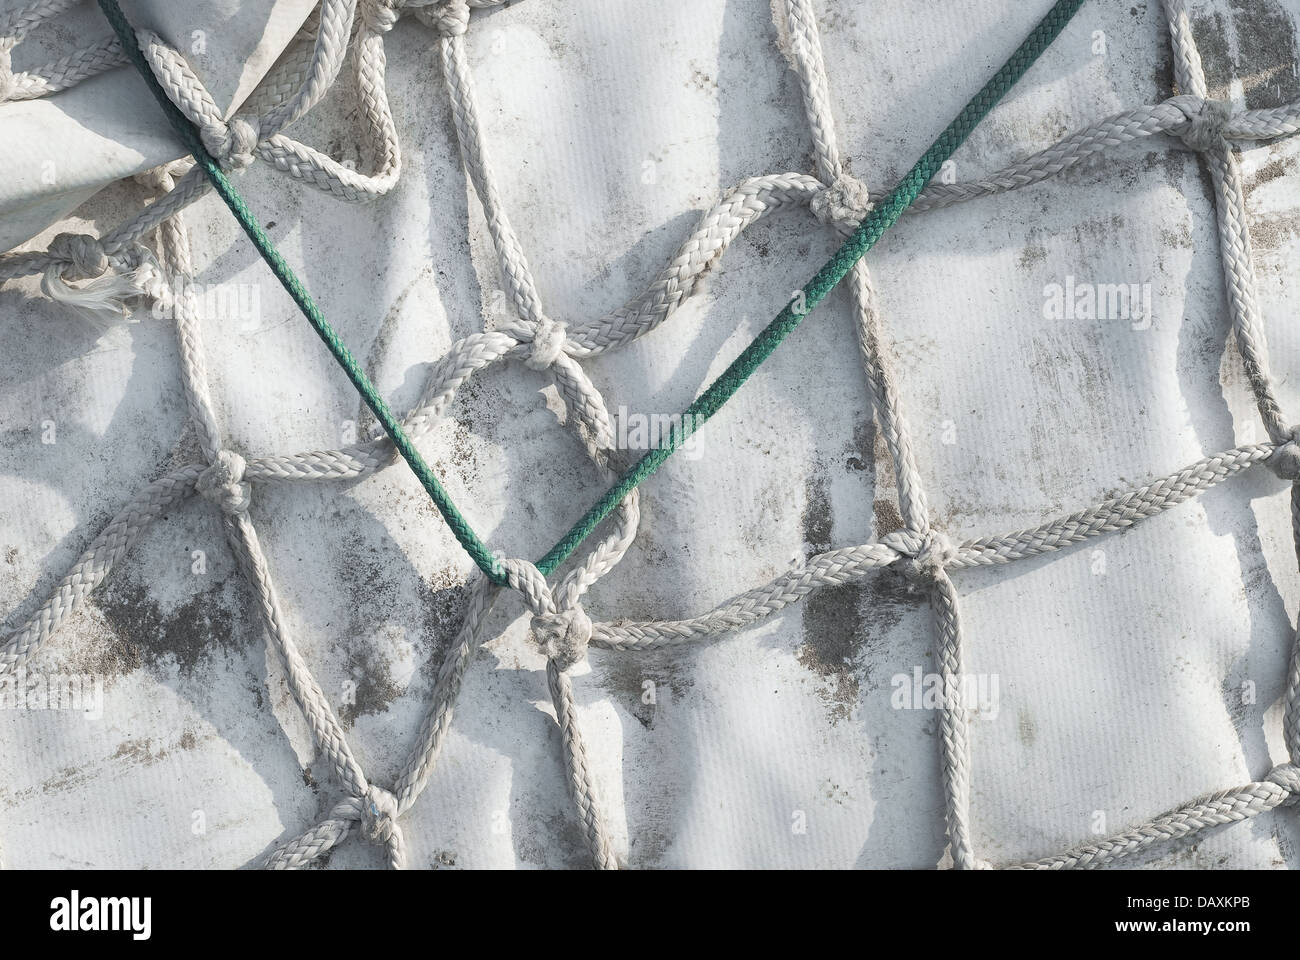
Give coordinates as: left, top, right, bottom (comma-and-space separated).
0, 0, 1297, 869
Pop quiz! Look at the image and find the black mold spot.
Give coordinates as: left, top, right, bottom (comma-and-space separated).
431, 850, 458, 868
1017, 709, 1037, 749
513, 805, 589, 869
873, 498, 905, 537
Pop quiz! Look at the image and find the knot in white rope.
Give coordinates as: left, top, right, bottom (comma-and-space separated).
202, 115, 261, 171
1267, 762, 1300, 800
1171, 95, 1232, 152
811, 174, 873, 228
197, 450, 252, 514
499, 557, 592, 669
47, 232, 109, 281
532, 606, 593, 671
362, 0, 399, 34
1267, 426, 1300, 481
360, 784, 400, 844
524, 316, 568, 371
132, 160, 186, 194
427, 0, 469, 36
882, 528, 956, 587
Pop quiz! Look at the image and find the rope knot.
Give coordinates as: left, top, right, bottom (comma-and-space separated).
360, 785, 400, 844
883, 528, 956, 588
1267, 426, 1300, 481
197, 450, 252, 514
133, 160, 187, 194
1267, 762, 1300, 800
811, 175, 873, 228
532, 606, 592, 671
1172, 95, 1233, 152
429, 0, 469, 36
47, 233, 109, 281
202, 115, 261, 171
362, 0, 400, 34
524, 316, 568, 371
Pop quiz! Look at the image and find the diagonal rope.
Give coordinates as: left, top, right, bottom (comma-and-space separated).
96, 0, 1084, 586
534, 0, 1086, 575
95, 0, 507, 584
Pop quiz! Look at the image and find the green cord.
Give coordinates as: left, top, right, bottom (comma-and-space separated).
97, 0, 1083, 585
97, 0, 507, 584
534, 0, 1086, 575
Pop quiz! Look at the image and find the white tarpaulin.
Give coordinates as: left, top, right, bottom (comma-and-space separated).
0, 0, 1298, 869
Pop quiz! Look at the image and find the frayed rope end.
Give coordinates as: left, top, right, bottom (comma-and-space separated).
39, 250, 163, 331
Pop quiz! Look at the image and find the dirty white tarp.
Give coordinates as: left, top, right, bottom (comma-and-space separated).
0, 0, 316, 251
1, 0, 1299, 868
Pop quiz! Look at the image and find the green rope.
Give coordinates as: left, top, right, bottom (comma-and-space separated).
534, 0, 1085, 575
96, 0, 508, 584
97, 0, 1082, 586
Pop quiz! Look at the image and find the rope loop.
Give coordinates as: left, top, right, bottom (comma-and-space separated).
1267, 426, 1300, 481
1170, 95, 1232, 151
197, 450, 252, 514
47, 232, 109, 281
810, 174, 873, 228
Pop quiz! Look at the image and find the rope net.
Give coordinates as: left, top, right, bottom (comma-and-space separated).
1, 0, 1298, 869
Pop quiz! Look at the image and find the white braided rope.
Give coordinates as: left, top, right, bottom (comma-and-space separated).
2, 35, 127, 101
1012, 765, 1299, 870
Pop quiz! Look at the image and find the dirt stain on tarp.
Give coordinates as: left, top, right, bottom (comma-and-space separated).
336, 527, 473, 724
1193, 3, 1299, 108
87, 577, 258, 677
1228, 0, 1299, 108
597, 653, 695, 731
797, 470, 861, 722
797, 421, 911, 724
